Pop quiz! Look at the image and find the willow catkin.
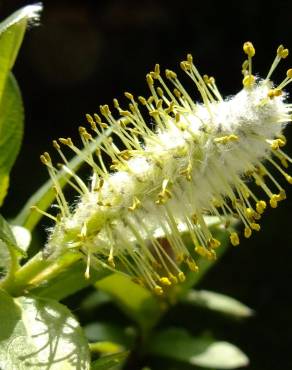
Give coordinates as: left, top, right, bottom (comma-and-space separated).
39, 42, 292, 295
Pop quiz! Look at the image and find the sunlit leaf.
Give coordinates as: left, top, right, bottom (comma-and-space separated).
0, 291, 90, 370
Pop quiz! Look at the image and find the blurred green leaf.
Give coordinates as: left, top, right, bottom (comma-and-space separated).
85, 322, 135, 348
183, 289, 254, 318
13, 127, 113, 231
147, 327, 249, 369
89, 341, 124, 356
0, 291, 90, 369
95, 273, 163, 335
91, 351, 129, 370
81, 290, 112, 311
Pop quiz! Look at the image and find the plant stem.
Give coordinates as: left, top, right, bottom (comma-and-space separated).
1, 250, 82, 296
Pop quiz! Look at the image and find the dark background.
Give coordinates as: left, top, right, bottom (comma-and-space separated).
1, 1, 292, 369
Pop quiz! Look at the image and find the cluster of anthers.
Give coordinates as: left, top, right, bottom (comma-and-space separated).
37, 42, 292, 295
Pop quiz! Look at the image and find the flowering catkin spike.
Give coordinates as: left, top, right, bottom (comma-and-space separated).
42, 42, 292, 295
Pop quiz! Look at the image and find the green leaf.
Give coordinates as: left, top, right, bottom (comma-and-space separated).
0, 4, 42, 100
30, 260, 110, 300
13, 127, 113, 231
148, 328, 249, 369
0, 214, 25, 283
183, 289, 254, 318
0, 291, 90, 370
0, 4, 42, 206
81, 290, 111, 311
95, 273, 162, 335
0, 73, 24, 206
0, 213, 17, 247
10, 225, 31, 253
89, 341, 124, 356
91, 351, 129, 370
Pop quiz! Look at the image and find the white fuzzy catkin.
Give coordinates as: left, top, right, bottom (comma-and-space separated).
41, 42, 292, 295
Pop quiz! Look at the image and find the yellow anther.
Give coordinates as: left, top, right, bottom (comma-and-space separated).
287, 69, 292, 79
165, 69, 177, 79
195, 246, 216, 260
214, 135, 239, 144
93, 113, 102, 123
270, 195, 278, 208
285, 174, 292, 184
230, 232, 240, 246
229, 134, 239, 141
146, 74, 154, 86
186, 257, 199, 272
86, 113, 94, 124
178, 272, 186, 282
113, 98, 119, 109
242, 75, 255, 88
208, 237, 221, 249
173, 88, 181, 98
268, 89, 283, 99
154, 285, 164, 296
251, 222, 261, 231
277, 189, 286, 201
128, 197, 141, 211
169, 274, 178, 284
138, 96, 147, 105
157, 87, 164, 97
243, 41, 255, 57
40, 154, 48, 165
180, 163, 192, 181
187, 54, 193, 63
100, 104, 111, 116
203, 74, 210, 83
59, 137, 72, 146
244, 227, 252, 238
246, 208, 257, 220
160, 277, 172, 286
124, 92, 133, 100
277, 45, 289, 58
180, 61, 191, 71
156, 179, 172, 204
277, 45, 289, 59
52, 140, 60, 150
